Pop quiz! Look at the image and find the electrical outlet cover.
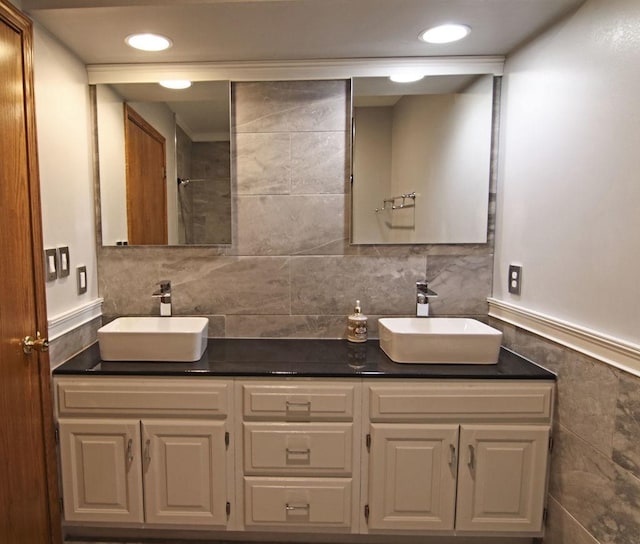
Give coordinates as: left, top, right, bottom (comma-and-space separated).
508, 265, 522, 295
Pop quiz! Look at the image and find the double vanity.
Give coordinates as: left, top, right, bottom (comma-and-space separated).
53, 323, 555, 542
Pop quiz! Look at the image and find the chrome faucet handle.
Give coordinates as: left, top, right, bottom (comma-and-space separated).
153, 280, 171, 297
416, 280, 436, 318
152, 280, 172, 316
157, 280, 171, 293
416, 281, 438, 298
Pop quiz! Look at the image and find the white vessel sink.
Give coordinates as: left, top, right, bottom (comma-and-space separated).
378, 317, 502, 364
98, 317, 209, 362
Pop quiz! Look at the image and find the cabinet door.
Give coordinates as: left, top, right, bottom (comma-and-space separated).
367, 424, 459, 531
456, 424, 550, 533
58, 419, 143, 523
142, 420, 228, 526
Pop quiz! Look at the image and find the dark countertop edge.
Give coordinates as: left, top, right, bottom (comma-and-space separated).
53, 339, 557, 381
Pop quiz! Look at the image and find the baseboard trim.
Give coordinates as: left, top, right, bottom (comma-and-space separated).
488, 298, 640, 377
48, 298, 103, 341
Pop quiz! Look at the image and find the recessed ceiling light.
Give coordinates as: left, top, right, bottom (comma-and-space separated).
389, 72, 424, 83
420, 24, 471, 44
125, 33, 172, 51
159, 80, 192, 90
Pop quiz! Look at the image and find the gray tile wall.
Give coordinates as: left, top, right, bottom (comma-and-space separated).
48, 317, 102, 370
176, 128, 232, 245
97, 80, 495, 338
490, 319, 640, 544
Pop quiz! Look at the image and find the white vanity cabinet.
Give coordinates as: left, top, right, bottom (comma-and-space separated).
235, 380, 362, 533
55, 377, 234, 528
53, 373, 555, 540
362, 380, 554, 536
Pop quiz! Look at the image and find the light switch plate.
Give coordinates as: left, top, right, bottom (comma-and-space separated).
44, 248, 57, 281
77, 266, 87, 295
58, 246, 70, 278
508, 264, 522, 295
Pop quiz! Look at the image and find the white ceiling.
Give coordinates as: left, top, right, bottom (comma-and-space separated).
111, 80, 231, 139
26, 0, 584, 66
24, 0, 584, 139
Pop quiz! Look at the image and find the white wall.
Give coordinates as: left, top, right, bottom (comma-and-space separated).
494, 0, 640, 345
32, 24, 99, 323
96, 85, 127, 245
391, 76, 492, 242
352, 107, 393, 242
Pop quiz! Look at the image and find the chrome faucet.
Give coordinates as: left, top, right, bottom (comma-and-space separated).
152, 280, 172, 316
416, 281, 437, 317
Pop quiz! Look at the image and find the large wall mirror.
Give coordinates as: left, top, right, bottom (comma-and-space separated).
93, 81, 231, 246
351, 74, 496, 244
93, 69, 498, 248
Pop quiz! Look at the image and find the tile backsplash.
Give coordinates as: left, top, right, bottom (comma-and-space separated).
98, 80, 495, 338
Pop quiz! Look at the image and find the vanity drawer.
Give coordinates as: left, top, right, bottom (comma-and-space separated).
243, 423, 353, 476
244, 477, 352, 529
240, 382, 357, 421
368, 381, 554, 423
56, 377, 231, 418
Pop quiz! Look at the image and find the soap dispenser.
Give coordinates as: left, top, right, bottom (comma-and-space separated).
347, 300, 368, 343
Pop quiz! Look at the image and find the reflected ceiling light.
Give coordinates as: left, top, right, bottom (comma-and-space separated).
159, 80, 192, 90
125, 33, 172, 51
420, 23, 471, 44
389, 71, 424, 83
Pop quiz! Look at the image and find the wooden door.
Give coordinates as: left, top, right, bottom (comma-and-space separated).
455, 424, 550, 533
142, 420, 229, 526
58, 419, 144, 523
0, 2, 61, 543
124, 104, 167, 245
367, 424, 459, 531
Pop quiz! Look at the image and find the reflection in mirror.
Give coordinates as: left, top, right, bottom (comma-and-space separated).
94, 81, 231, 246
351, 74, 495, 244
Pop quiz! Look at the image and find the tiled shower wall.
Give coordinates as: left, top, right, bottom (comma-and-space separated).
97, 80, 495, 338
176, 124, 232, 245
490, 320, 640, 544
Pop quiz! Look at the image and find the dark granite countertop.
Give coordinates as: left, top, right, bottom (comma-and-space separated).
53, 339, 556, 380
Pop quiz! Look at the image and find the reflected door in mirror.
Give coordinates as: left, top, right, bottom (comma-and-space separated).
124, 105, 168, 245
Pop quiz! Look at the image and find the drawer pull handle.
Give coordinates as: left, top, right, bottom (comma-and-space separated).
448, 443, 456, 467
286, 448, 311, 456
286, 400, 311, 411
285, 503, 310, 512
126, 438, 134, 464
144, 439, 151, 466
468, 444, 475, 470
